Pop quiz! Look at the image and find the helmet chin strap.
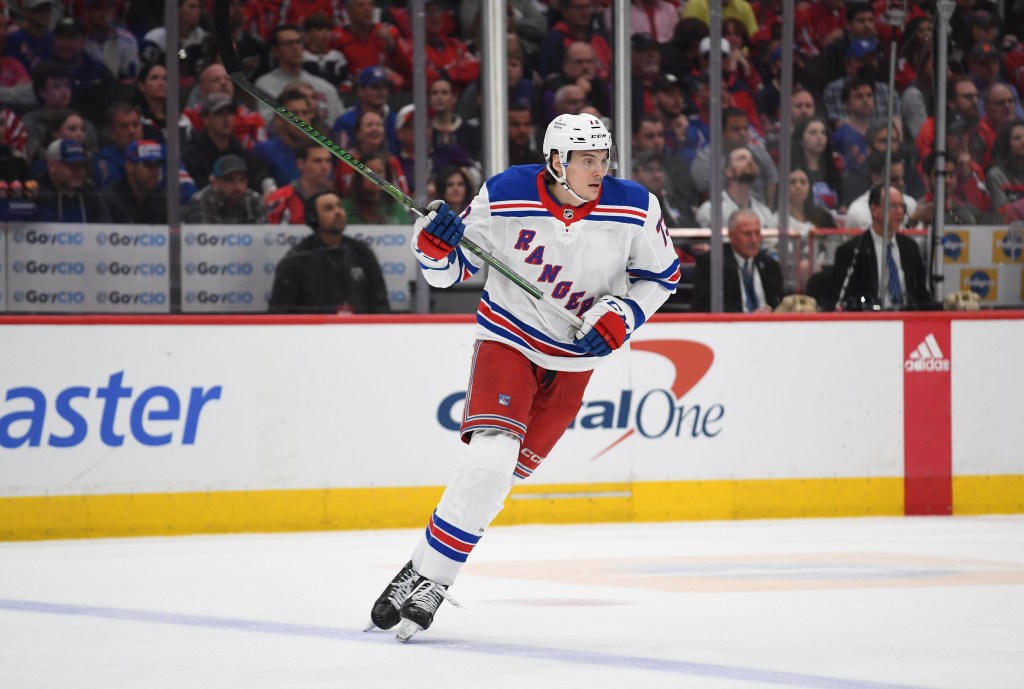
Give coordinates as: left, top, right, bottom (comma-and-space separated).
546, 157, 589, 205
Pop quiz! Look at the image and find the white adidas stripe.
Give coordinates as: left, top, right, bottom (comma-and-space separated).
908, 334, 945, 360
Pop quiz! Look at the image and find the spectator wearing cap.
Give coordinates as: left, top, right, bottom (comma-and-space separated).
542, 41, 611, 122
181, 63, 268, 151
51, 17, 118, 124
81, 0, 139, 86
697, 35, 761, 136
184, 153, 266, 224
265, 139, 334, 225
330, 0, 404, 82
540, 0, 612, 81
394, 1, 480, 92
183, 92, 270, 191
968, 42, 1024, 121
5, 0, 56, 73
269, 189, 390, 315
331, 65, 399, 153
253, 89, 316, 187
0, 15, 35, 112
651, 74, 688, 150
633, 149, 697, 228
34, 137, 111, 223
302, 13, 349, 94
823, 37, 892, 127
952, 1, 1000, 61
819, 1, 877, 87
254, 24, 344, 126
394, 103, 419, 193
682, 0, 758, 40
102, 139, 167, 224
140, 0, 214, 92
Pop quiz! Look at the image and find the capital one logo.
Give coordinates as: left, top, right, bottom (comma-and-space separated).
435, 339, 720, 459
583, 340, 718, 459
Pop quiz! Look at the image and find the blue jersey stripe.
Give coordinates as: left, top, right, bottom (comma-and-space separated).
587, 214, 645, 227
628, 259, 681, 281
482, 291, 583, 354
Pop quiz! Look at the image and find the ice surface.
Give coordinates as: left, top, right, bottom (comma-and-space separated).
2, 516, 1022, 689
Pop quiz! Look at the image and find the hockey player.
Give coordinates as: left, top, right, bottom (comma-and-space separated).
366, 114, 681, 641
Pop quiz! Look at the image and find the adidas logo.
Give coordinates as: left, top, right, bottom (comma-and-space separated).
904, 333, 950, 372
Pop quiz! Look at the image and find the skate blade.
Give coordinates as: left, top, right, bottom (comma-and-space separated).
395, 620, 423, 642
363, 619, 380, 632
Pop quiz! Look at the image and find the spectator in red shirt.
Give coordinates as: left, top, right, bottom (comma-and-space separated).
801, 0, 846, 53
276, 0, 343, 27
394, 0, 480, 93
540, 0, 612, 81
980, 83, 1020, 156
0, 15, 36, 111
181, 63, 268, 150
330, 0, 404, 87
266, 138, 333, 224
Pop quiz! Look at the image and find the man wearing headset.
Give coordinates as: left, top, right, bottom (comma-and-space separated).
268, 190, 390, 314
366, 114, 681, 641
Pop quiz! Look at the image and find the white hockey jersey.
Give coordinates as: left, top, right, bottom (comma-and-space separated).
413, 165, 680, 372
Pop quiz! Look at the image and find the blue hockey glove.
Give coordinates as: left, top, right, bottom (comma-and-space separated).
415, 200, 465, 260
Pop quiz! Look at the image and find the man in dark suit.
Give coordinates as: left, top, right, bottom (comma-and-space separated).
692, 209, 785, 312
833, 183, 932, 310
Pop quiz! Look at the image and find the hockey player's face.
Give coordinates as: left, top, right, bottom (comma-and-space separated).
565, 150, 608, 202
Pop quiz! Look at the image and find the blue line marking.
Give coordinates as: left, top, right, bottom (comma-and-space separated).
0, 598, 937, 689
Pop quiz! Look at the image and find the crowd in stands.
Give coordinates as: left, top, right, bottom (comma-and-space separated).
0, 0, 1022, 311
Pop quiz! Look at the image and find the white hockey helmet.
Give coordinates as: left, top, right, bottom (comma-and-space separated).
542, 114, 614, 202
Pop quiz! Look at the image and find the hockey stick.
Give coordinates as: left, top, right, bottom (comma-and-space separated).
211, 0, 582, 330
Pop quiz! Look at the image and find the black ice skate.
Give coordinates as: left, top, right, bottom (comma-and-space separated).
395, 576, 462, 642
364, 561, 419, 631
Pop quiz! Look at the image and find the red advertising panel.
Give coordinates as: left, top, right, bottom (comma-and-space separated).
903, 320, 952, 515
